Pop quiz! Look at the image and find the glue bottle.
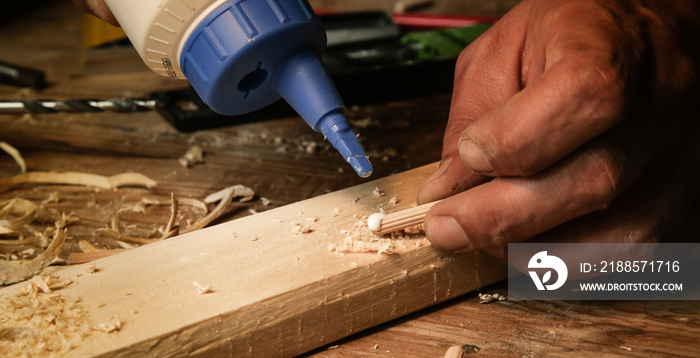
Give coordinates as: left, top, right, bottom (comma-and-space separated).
104, 0, 373, 177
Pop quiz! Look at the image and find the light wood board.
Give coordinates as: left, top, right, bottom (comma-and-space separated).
0, 163, 507, 357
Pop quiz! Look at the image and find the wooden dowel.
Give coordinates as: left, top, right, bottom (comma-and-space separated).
369, 200, 439, 236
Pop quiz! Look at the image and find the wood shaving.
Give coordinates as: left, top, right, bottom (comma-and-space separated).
162, 193, 179, 237
290, 221, 312, 235
1, 219, 67, 285
372, 187, 385, 196
389, 195, 398, 205
291, 225, 311, 235
204, 184, 255, 204
187, 185, 255, 233
328, 216, 429, 255
0, 171, 156, 193
99, 207, 175, 245
192, 281, 213, 294
0, 272, 92, 356
0, 141, 26, 174
0, 198, 37, 230
100, 193, 193, 245
41, 191, 60, 204
178, 145, 205, 168
478, 293, 506, 304
115, 240, 136, 249
78, 240, 101, 253
86, 185, 257, 262
92, 315, 122, 333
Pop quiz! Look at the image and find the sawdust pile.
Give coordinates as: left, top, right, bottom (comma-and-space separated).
328, 214, 428, 255
0, 273, 93, 357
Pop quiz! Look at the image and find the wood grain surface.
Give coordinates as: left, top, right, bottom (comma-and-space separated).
0, 163, 508, 357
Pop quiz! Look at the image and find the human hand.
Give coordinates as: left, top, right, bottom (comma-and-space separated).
72, 0, 118, 26
418, 0, 700, 253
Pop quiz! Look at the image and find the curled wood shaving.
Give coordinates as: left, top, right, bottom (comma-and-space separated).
204, 184, 255, 204
0, 141, 26, 174
0, 219, 67, 285
99, 194, 185, 245
0, 171, 156, 193
98, 207, 176, 245
163, 193, 179, 236
84, 186, 253, 262
0, 198, 37, 230
183, 185, 256, 234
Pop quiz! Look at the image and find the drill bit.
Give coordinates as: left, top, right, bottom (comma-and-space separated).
0, 98, 156, 114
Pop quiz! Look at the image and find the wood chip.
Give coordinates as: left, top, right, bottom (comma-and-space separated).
93, 315, 122, 333
372, 187, 385, 196
192, 281, 213, 294
178, 145, 204, 168
478, 293, 506, 304
290, 221, 312, 235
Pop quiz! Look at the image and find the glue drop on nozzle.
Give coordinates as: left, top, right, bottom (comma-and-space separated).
105, 0, 373, 177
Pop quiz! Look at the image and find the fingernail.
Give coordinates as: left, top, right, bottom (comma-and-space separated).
459, 139, 494, 173
427, 216, 472, 251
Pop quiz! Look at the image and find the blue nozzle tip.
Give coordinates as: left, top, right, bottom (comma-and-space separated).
348, 155, 373, 178
318, 112, 373, 178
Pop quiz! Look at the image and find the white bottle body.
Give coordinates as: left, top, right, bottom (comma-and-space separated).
104, 0, 226, 79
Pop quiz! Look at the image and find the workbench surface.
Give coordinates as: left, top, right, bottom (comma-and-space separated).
1, 1, 698, 357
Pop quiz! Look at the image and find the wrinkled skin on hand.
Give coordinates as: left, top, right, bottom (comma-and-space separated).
72, 0, 118, 26
418, 0, 700, 255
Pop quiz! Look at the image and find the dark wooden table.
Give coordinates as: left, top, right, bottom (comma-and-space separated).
1, 1, 698, 357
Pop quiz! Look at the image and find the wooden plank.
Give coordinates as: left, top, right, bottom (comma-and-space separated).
0, 163, 507, 357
